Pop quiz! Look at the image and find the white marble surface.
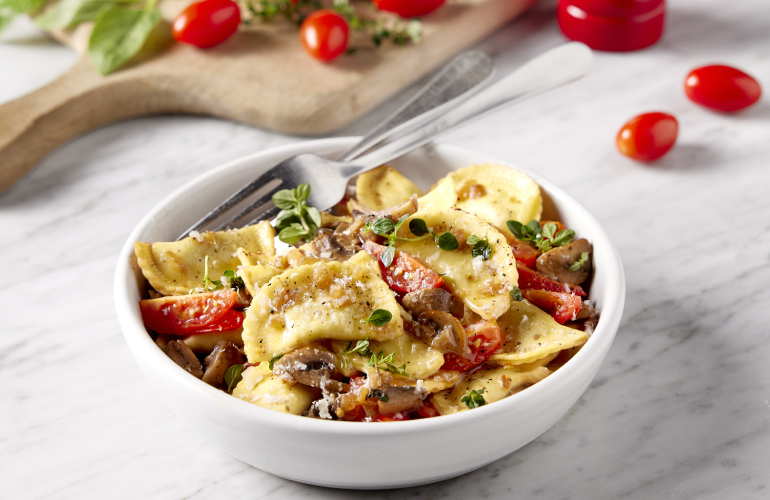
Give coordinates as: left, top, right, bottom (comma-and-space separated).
2, 0, 770, 498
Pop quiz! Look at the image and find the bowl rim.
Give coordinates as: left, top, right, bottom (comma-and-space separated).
114, 137, 625, 437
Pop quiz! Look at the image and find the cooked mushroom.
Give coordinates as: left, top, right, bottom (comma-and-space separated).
273, 348, 349, 393
402, 288, 452, 314
164, 340, 203, 379
536, 238, 593, 285
412, 310, 469, 355
202, 341, 244, 388
377, 385, 428, 414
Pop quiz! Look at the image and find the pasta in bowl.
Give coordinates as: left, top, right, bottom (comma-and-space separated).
114, 138, 624, 488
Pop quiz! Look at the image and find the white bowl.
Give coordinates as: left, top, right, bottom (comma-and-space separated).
114, 138, 625, 489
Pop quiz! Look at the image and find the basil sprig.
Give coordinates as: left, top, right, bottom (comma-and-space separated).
507, 220, 575, 253
272, 183, 322, 245
461, 388, 486, 409
363, 215, 459, 267
87, 4, 161, 75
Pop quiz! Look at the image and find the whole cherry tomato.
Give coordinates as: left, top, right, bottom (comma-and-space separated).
616, 112, 678, 162
372, 0, 445, 18
172, 0, 241, 48
300, 10, 349, 61
685, 65, 762, 113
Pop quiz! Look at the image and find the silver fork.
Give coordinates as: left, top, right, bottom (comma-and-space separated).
179, 42, 593, 240
178, 50, 494, 240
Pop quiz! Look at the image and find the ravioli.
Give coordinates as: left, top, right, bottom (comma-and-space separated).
356, 166, 424, 211
395, 209, 517, 320
332, 331, 445, 380
431, 365, 552, 415
233, 363, 319, 415
135, 222, 276, 295
243, 252, 403, 362
421, 164, 542, 236
239, 265, 281, 297
488, 300, 589, 365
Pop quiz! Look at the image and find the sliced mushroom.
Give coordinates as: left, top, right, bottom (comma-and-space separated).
273, 348, 349, 393
377, 385, 428, 414
412, 310, 469, 355
164, 340, 203, 379
202, 341, 244, 388
402, 288, 453, 315
536, 238, 593, 285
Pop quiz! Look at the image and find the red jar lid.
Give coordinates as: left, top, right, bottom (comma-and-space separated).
557, 0, 665, 52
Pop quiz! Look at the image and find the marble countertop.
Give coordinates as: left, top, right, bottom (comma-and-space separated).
2, 0, 769, 498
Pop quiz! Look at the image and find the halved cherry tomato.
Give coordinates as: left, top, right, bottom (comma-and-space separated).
509, 238, 540, 268
172, 0, 241, 48
373, 411, 411, 422
364, 241, 444, 294
372, 0, 445, 17
442, 320, 502, 372
416, 401, 440, 418
685, 65, 761, 113
616, 112, 678, 162
191, 309, 244, 334
523, 290, 582, 325
300, 10, 349, 61
517, 262, 586, 296
139, 290, 237, 335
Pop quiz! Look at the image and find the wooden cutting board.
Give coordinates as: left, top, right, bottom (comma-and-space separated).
0, 0, 536, 194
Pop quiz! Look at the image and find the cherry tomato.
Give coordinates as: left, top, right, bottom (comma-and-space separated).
364, 241, 444, 294
372, 411, 411, 422
300, 10, 349, 61
442, 320, 502, 372
509, 238, 540, 268
685, 65, 762, 113
616, 112, 678, 162
139, 290, 237, 335
516, 262, 586, 296
172, 0, 241, 48
372, 0, 445, 17
416, 401, 440, 418
522, 290, 582, 325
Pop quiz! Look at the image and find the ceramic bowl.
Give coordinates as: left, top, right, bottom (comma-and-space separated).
114, 138, 625, 489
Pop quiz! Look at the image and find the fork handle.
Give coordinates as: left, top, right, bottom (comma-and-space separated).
343, 42, 593, 178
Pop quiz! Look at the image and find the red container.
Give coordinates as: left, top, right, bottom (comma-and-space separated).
557, 0, 665, 52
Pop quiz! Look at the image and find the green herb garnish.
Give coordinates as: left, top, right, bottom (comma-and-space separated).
224, 364, 244, 393
202, 257, 243, 291
362, 309, 392, 327
341, 337, 373, 370
268, 354, 284, 370
273, 183, 321, 245
369, 351, 409, 377
568, 251, 590, 272
461, 388, 486, 409
510, 286, 523, 301
363, 215, 430, 267
466, 235, 492, 260
222, 269, 245, 289
507, 220, 575, 253
367, 389, 389, 402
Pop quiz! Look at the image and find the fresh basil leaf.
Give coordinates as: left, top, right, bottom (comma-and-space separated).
305, 206, 321, 227
472, 238, 492, 260
36, 0, 126, 29
507, 220, 525, 239
510, 286, 523, 301
527, 220, 541, 234
409, 218, 429, 236
272, 189, 297, 210
278, 225, 305, 244
436, 232, 459, 251
371, 217, 394, 236
380, 244, 395, 268
363, 309, 392, 327
88, 7, 160, 75
274, 209, 298, 230
551, 229, 576, 247
268, 354, 284, 370
296, 183, 311, 202
542, 222, 557, 241
466, 235, 482, 245
224, 364, 244, 393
